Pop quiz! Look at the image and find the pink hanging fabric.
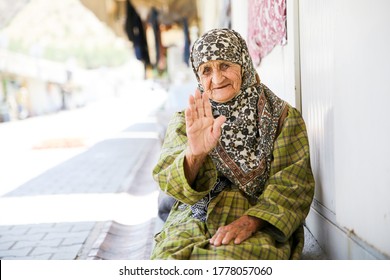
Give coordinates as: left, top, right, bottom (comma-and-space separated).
248, 0, 287, 66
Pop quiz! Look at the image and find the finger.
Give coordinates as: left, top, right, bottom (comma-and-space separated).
188, 94, 198, 121
234, 231, 252, 245
212, 115, 226, 138
195, 89, 204, 118
221, 231, 237, 245
209, 231, 218, 245
203, 90, 213, 118
210, 231, 225, 247
185, 107, 193, 128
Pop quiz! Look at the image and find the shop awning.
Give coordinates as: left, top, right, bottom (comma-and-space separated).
79, 0, 198, 39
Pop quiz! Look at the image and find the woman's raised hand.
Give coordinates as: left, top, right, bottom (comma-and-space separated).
185, 89, 226, 157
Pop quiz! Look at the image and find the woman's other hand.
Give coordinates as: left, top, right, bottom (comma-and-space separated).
210, 215, 264, 246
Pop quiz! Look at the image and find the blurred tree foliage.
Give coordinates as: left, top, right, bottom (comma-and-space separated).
1, 0, 133, 69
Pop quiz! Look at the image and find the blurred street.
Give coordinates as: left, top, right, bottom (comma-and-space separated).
0, 79, 167, 196
0, 79, 169, 259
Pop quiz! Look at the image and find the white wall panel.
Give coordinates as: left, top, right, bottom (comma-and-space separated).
333, 0, 390, 256
231, 0, 248, 40
300, 0, 390, 257
299, 0, 336, 214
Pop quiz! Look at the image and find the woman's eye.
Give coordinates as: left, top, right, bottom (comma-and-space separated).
202, 67, 211, 74
220, 63, 229, 70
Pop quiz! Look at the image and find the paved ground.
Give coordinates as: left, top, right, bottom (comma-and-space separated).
0, 135, 161, 259
0, 79, 327, 260
0, 80, 166, 260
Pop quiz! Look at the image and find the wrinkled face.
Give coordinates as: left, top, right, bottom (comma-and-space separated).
198, 60, 242, 103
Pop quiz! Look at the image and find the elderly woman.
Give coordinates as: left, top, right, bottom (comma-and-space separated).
151, 28, 315, 260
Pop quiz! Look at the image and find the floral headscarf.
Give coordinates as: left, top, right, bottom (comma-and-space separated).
190, 28, 287, 204
191, 28, 258, 91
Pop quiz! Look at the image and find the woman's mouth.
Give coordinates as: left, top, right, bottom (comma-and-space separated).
213, 84, 230, 90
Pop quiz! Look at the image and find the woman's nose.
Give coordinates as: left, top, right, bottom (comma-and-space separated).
211, 69, 224, 84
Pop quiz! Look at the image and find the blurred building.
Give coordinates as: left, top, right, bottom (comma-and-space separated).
0, 0, 137, 121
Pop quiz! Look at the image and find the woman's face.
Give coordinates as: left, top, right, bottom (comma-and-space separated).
198, 60, 242, 103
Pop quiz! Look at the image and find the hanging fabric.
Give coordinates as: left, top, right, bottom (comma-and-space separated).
248, 0, 287, 66
182, 18, 190, 66
148, 7, 160, 68
124, 0, 150, 66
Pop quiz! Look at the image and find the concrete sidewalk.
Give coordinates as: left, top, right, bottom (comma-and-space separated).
0, 80, 167, 260
0, 116, 163, 260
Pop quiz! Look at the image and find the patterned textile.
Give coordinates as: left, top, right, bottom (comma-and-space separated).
248, 0, 287, 66
151, 106, 315, 259
190, 29, 287, 203
186, 177, 231, 221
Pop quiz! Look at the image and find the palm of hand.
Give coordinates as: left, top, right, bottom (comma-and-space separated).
185, 90, 226, 156
187, 113, 218, 155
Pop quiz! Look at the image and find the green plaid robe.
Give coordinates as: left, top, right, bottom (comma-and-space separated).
151, 106, 315, 260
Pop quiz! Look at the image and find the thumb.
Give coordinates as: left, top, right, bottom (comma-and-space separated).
212, 115, 226, 138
